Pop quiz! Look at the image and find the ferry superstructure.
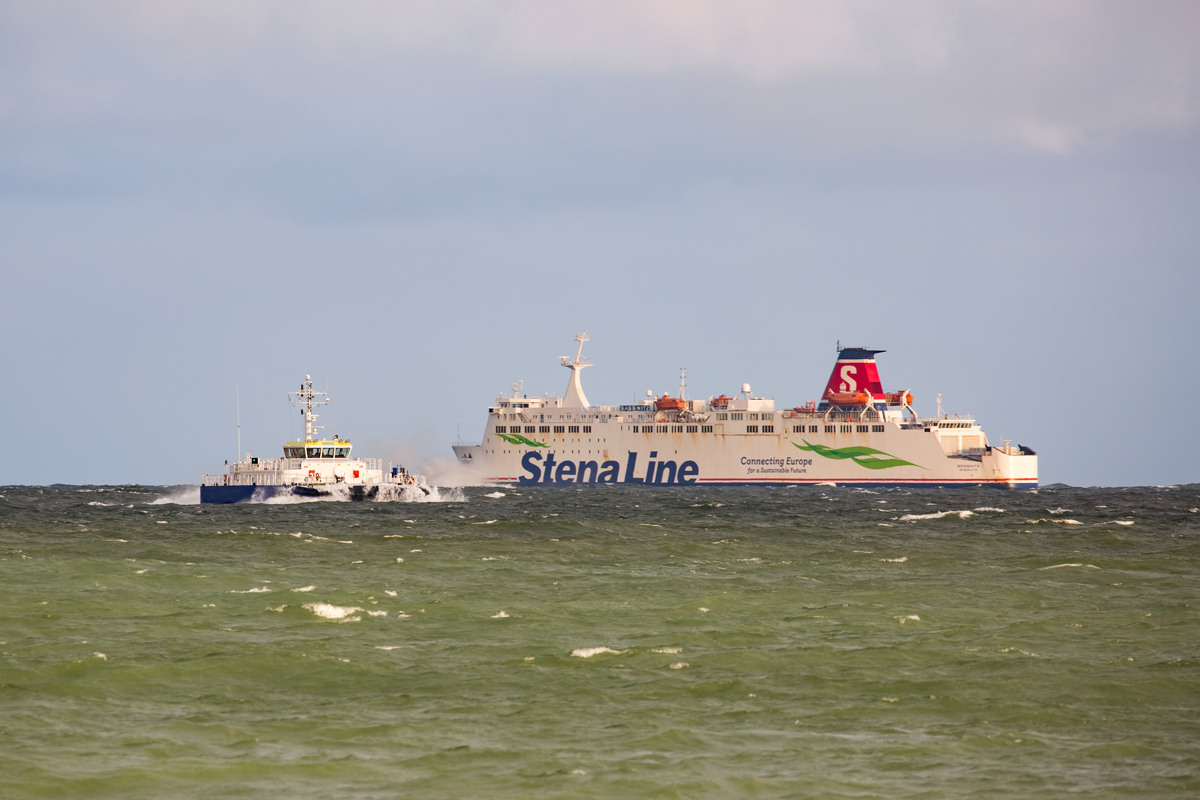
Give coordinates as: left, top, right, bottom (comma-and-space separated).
200, 375, 426, 503
452, 335, 1037, 488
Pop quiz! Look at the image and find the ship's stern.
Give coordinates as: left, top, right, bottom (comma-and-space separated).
988, 445, 1038, 488
452, 443, 484, 465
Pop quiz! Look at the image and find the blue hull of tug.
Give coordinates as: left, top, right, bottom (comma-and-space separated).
200, 485, 289, 504
199, 484, 389, 504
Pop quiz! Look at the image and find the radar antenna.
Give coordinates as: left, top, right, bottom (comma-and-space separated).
288, 374, 330, 442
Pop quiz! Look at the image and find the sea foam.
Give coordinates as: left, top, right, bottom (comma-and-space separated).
899, 510, 973, 521
571, 647, 624, 658
304, 602, 363, 621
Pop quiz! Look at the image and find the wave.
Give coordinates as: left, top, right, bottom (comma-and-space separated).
150, 487, 201, 505
571, 647, 624, 658
898, 510, 973, 521
304, 602, 363, 621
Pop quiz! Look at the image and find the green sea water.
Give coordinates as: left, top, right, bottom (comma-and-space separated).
1, 483, 1198, 798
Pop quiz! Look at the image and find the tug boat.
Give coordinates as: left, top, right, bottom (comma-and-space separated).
451, 335, 1037, 488
200, 375, 427, 503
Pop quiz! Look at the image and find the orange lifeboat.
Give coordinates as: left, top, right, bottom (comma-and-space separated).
826, 390, 870, 406
884, 391, 914, 405
709, 395, 731, 410
655, 394, 686, 412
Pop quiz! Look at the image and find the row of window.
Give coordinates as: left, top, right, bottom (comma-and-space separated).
496, 425, 593, 434
789, 424, 888, 434
284, 447, 351, 459
497, 422, 895, 439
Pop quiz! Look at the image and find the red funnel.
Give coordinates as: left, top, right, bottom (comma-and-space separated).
823, 347, 885, 401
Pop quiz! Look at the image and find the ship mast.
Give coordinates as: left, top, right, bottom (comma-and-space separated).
560, 332, 592, 408
288, 375, 330, 442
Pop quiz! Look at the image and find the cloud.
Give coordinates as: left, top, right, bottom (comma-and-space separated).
10, 1, 945, 77
1, 0, 1197, 170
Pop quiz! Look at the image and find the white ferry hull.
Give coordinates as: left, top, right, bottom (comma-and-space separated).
453, 425, 1036, 488
453, 338, 1037, 489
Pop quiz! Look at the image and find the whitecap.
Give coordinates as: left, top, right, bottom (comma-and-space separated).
899, 510, 973, 521
651, 647, 682, 654
1048, 507, 1072, 514
669, 662, 688, 669
1000, 647, 1039, 657
292, 585, 316, 592
92, 652, 107, 660
304, 602, 363, 621
230, 587, 271, 593
366, 610, 388, 617
895, 614, 920, 623
1115, 520, 1134, 526
974, 507, 1005, 513
267, 605, 287, 612
385, 590, 397, 597
881, 557, 908, 563
1038, 563, 1099, 570
87, 501, 114, 507
150, 487, 201, 505
571, 647, 624, 658
471, 520, 497, 525
491, 611, 510, 618
484, 492, 506, 499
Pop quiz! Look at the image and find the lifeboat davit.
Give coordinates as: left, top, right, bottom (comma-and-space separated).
885, 391, 914, 406
826, 390, 870, 406
655, 394, 686, 412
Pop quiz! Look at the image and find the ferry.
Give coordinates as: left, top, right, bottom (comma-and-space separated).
201, 375, 427, 503
451, 335, 1037, 488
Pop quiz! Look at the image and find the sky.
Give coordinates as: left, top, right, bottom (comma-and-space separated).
1, 0, 1198, 487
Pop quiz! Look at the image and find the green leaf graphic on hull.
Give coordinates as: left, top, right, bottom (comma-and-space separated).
496, 432, 550, 448
792, 439, 924, 471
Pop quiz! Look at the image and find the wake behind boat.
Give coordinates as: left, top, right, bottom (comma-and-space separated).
201, 375, 427, 503
451, 335, 1037, 488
